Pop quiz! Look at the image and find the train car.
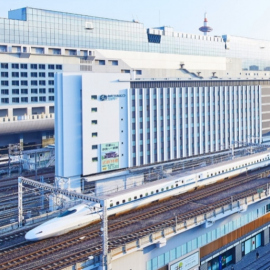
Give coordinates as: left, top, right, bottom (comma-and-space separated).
25, 150, 270, 241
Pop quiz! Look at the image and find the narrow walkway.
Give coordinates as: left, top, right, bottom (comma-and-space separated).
224, 242, 270, 270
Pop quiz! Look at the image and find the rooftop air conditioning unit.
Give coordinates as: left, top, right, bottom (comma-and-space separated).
85, 22, 94, 30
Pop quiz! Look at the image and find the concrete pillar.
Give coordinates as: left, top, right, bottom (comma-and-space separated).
235, 243, 242, 263
262, 227, 269, 246
8, 108, 13, 118
45, 105, 50, 115
200, 262, 208, 270
27, 107, 32, 116
20, 135, 24, 151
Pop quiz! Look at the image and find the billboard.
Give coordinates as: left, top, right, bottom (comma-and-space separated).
101, 142, 119, 171
169, 251, 199, 270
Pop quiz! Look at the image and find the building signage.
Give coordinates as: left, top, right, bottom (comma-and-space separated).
169, 251, 199, 270
99, 94, 126, 101
101, 142, 119, 171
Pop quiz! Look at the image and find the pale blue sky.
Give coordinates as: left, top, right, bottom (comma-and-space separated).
1, 0, 270, 40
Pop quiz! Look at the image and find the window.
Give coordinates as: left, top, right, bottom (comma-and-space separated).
20, 64, 27, 69
39, 96, 46, 101
111, 60, 118, 66
39, 80, 46, 85
39, 88, 46, 94
48, 80, 54, 85
12, 63, 19, 69
1, 63, 8, 69
1, 81, 8, 86
12, 89, 19, 94
98, 60, 105, 65
92, 132, 98, 137
39, 72, 46, 77
31, 64, 37, 69
12, 98, 19, 103
48, 72, 54, 77
49, 88, 54, 93
31, 81, 38, 86
21, 89, 28, 94
39, 64, 45, 69
1, 89, 8, 95
91, 107, 97, 112
56, 65, 62, 70
91, 95, 97, 100
31, 89, 38, 94
21, 72, 27, 77
31, 72, 37, 77
92, 145, 98, 150
92, 157, 98, 162
21, 97, 28, 102
49, 96, 54, 101
122, 199, 126, 203
12, 72, 19, 77
1, 72, 8, 77
116, 201, 119, 205
92, 120, 98, 125
31, 97, 38, 102
12, 81, 19, 86
21, 81, 28, 86
134, 196, 137, 199
121, 69, 130, 73
136, 70, 142, 75
48, 64, 54, 70
1, 98, 9, 103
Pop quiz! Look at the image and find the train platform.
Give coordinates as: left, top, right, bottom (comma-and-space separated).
224, 242, 270, 270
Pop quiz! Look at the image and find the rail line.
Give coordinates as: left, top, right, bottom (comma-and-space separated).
0, 168, 269, 269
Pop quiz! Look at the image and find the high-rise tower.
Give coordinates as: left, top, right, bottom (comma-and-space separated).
199, 12, 213, 35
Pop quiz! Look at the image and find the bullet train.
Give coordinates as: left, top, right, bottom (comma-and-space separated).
25, 150, 270, 241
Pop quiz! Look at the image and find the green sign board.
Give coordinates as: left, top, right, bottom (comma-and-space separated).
101, 142, 119, 172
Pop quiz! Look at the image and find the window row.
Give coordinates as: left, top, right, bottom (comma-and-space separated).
1, 72, 55, 78
0, 63, 62, 70
207, 156, 270, 177
1, 96, 54, 103
1, 88, 54, 94
1, 80, 54, 86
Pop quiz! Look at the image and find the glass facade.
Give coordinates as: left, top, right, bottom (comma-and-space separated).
2, 7, 224, 56
147, 205, 266, 270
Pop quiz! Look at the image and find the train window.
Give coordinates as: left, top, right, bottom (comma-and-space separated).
233, 167, 234, 170
122, 200, 126, 203
140, 194, 143, 198
116, 202, 119, 205
198, 175, 200, 179
128, 198, 131, 202
156, 190, 159, 193
151, 191, 154, 195
161, 188, 164, 191
215, 173, 217, 175
182, 180, 184, 183
59, 209, 77, 217
110, 203, 113, 207
176, 184, 178, 187
134, 196, 137, 199
218, 171, 220, 174
145, 192, 148, 196
171, 185, 174, 188
207, 175, 209, 177
222, 170, 224, 173
166, 187, 169, 190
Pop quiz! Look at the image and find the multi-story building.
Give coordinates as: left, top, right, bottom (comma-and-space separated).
1, 7, 270, 152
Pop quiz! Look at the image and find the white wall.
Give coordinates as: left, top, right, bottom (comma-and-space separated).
96, 49, 226, 71
81, 73, 130, 176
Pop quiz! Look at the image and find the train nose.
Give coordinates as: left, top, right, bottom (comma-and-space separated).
25, 229, 44, 241
25, 230, 38, 241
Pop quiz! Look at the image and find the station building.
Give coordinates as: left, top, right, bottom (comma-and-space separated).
0, 7, 270, 151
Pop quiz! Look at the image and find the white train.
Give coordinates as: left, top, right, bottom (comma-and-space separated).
25, 150, 270, 241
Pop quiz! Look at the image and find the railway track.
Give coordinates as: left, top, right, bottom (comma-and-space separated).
0, 168, 269, 270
